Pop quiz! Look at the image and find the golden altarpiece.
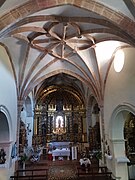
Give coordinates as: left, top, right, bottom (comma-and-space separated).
33, 103, 87, 146
124, 112, 135, 163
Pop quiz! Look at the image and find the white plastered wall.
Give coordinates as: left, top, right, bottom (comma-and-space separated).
104, 47, 135, 179
0, 45, 17, 180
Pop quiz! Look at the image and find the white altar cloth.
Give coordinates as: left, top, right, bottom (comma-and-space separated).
52, 148, 70, 161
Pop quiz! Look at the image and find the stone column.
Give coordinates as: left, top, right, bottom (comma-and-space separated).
15, 100, 23, 170
111, 139, 129, 180
86, 106, 92, 146
99, 105, 106, 164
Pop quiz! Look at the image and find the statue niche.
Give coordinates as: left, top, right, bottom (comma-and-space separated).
53, 115, 66, 135
73, 123, 78, 134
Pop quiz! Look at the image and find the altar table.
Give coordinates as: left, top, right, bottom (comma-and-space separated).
52, 148, 70, 161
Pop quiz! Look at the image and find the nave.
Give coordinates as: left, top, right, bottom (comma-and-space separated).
1, 1, 135, 179
11, 154, 114, 180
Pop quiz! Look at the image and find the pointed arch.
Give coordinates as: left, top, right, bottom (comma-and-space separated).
109, 103, 135, 140
0, 105, 12, 141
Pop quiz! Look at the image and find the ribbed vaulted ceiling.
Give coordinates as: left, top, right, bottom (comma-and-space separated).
0, 0, 135, 106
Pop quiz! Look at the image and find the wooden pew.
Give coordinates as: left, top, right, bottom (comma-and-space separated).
10, 168, 48, 180
77, 166, 112, 179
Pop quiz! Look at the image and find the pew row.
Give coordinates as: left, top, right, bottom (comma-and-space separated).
10, 168, 48, 180
77, 166, 113, 179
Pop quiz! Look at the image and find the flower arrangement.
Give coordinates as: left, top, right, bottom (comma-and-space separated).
20, 153, 28, 162
96, 151, 102, 160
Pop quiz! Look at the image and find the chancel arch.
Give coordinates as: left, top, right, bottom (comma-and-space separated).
33, 77, 87, 149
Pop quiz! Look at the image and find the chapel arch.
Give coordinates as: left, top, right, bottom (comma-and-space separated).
0, 106, 12, 169
0, 105, 12, 142
109, 104, 135, 180
109, 104, 135, 140
0, 111, 10, 142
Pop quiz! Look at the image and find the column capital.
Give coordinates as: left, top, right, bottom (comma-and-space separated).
17, 100, 24, 107
99, 104, 104, 109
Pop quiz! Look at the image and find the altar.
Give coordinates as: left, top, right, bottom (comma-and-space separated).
52, 148, 70, 161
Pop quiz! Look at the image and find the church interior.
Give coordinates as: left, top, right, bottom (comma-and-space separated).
1, 0, 135, 179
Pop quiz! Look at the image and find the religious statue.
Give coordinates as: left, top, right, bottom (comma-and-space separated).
53, 115, 66, 135
0, 148, 6, 164
58, 118, 61, 128
73, 123, 78, 134
11, 142, 17, 158
42, 123, 46, 135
